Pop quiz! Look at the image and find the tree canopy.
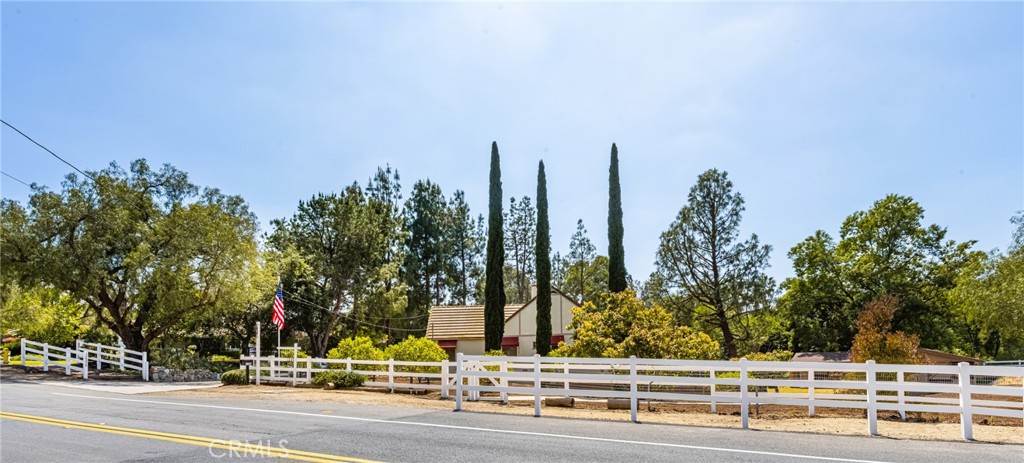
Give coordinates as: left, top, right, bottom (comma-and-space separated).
651, 169, 775, 358
1, 160, 258, 352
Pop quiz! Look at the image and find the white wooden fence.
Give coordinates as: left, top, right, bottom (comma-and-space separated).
19, 339, 90, 379
243, 352, 1022, 441
19, 339, 149, 381
76, 339, 150, 381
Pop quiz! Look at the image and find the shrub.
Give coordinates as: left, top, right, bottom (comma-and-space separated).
851, 295, 924, 365
552, 290, 721, 360
312, 371, 366, 388
327, 336, 385, 371
735, 350, 793, 362
384, 336, 447, 373
220, 369, 248, 385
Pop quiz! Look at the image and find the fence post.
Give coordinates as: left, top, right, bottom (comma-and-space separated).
709, 368, 716, 413
346, 357, 352, 373
292, 343, 298, 387
740, 358, 749, 429
306, 358, 312, 383
441, 359, 450, 399
897, 370, 905, 421
499, 361, 508, 404
808, 368, 815, 417
96, 345, 102, 371
119, 345, 125, 371
20, 339, 25, 367
43, 344, 50, 372
866, 360, 878, 436
142, 351, 149, 381
958, 362, 973, 441
65, 348, 72, 375
82, 355, 89, 380
563, 362, 570, 398
533, 354, 542, 417
455, 353, 463, 411
629, 356, 638, 423
388, 358, 395, 393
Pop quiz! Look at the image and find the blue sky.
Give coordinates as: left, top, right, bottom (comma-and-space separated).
2, 2, 1022, 284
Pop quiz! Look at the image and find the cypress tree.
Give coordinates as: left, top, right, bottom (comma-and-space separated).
535, 161, 552, 355
608, 143, 627, 292
484, 142, 507, 351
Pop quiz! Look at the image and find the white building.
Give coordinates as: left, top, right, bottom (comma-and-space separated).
425, 287, 579, 358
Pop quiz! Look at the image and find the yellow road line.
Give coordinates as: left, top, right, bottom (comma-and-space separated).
0, 411, 382, 463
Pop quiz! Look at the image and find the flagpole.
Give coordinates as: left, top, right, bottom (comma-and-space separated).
277, 274, 282, 354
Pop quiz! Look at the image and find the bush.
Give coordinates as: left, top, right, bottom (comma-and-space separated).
327, 336, 385, 371
551, 290, 721, 360
384, 336, 447, 373
220, 369, 248, 385
312, 371, 366, 388
150, 347, 212, 370
735, 350, 793, 362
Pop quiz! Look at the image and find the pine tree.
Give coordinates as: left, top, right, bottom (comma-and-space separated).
484, 142, 507, 351
535, 161, 552, 355
608, 143, 627, 293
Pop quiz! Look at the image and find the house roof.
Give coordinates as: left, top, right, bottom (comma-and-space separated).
918, 348, 981, 364
791, 351, 852, 363
425, 304, 521, 340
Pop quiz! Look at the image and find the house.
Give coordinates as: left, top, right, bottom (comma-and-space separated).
791, 349, 981, 365
425, 287, 579, 358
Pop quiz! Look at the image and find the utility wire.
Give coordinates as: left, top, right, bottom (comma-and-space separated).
1, 119, 96, 181
282, 290, 426, 332
283, 289, 429, 320
1, 171, 32, 188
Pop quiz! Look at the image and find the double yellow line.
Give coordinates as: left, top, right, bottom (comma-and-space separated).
0, 411, 381, 463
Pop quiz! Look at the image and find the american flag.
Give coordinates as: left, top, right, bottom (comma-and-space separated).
271, 283, 285, 330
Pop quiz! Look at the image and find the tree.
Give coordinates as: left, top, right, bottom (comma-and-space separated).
403, 180, 453, 319
504, 196, 536, 303
850, 295, 924, 364
0, 284, 89, 347
653, 169, 775, 358
269, 172, 407, 357
550, 290, 720, 360
780, 195, 982, 353
563, 219, 598, 302
535, 161, 552, 356
0, 160, 258, 352
952, 212, 1024, 359
447, 191, 486, 305
484, 142, 507, 351
607, 143, 627, 293
195, 249, 279, 352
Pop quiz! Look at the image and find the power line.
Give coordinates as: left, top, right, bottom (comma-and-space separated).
1, 119, 96, 181
283, 289, 429, 320
1, 171, 32, 188
282, 290, 426, 332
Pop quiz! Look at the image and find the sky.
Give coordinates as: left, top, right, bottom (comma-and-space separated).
2, 2, 1022, 284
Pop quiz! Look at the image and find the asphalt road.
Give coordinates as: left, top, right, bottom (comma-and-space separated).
1, 379, 1021, 463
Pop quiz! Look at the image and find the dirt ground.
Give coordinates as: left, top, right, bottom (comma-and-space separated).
154, 384, 1024, 445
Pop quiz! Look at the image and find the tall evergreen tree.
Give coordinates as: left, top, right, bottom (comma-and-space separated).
484, 142, 507, 351
608, 143, 627, 293
535, 161, 552, 355
504, 196, 536, 303
403, 180, 452, 327
447, 190, 485, 306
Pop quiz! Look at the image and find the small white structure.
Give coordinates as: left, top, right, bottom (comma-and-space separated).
425, 287, 579, 357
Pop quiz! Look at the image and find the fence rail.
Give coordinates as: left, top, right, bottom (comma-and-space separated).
19, 339, 149, 381
243, 352, 1022, 441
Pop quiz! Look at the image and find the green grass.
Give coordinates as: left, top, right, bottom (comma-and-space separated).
8, 355, 82, 367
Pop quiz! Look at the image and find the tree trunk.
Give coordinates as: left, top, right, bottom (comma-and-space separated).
717, 305, 737, 358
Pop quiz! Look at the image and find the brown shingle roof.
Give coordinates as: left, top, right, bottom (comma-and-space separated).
425, 305, 521, 340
